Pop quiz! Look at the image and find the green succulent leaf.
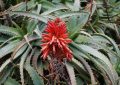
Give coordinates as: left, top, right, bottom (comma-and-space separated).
25, 50, 44, 85
4, 77, 20, 85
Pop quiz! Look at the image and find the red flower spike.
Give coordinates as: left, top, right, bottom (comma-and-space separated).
41, 18, 73, 61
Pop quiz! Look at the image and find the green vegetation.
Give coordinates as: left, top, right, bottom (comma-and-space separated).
0, 0, 120, 85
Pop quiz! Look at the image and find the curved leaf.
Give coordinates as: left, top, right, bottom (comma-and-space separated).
20, 47, 31, 85
0, 45, 28, 73
25, 51, 44, 85
65, 62, 77, 85
4, 77, 20, 85
41, 5, 69, 15
7, 11, 48, 23
0, 40, 19, 59
0, 25, 20, 36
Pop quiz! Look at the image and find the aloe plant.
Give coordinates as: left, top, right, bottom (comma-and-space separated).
0, 0, 120, 85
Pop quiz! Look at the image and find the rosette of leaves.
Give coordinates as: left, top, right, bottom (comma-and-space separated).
0, 0, 120, 85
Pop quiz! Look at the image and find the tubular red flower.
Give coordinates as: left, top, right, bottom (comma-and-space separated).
41, 18, 73, 61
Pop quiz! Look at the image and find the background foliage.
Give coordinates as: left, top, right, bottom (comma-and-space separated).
0, 0, 120, 85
